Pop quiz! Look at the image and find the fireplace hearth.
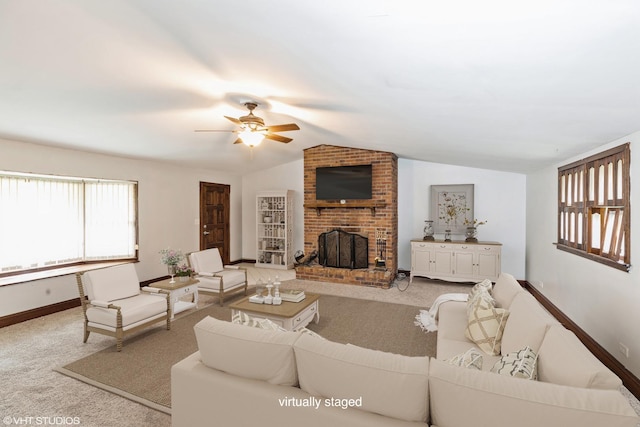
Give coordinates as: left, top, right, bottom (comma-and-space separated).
318, 229, 368, 269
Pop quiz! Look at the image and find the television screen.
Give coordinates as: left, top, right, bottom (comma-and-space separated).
315, 164, 372, 200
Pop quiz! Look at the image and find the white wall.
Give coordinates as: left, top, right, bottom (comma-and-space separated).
241, 159, 305, 261
398, 158, 527, 277
0, 138, 242, 317
240, 157, 527, 278
526, 130, 640, 378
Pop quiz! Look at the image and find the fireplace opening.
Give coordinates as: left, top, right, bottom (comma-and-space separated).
318, 229, 368, 269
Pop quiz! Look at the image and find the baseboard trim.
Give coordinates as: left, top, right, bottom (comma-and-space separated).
2, 260, 255, 328
0, 298, 81, 328
522, 280, 640, 400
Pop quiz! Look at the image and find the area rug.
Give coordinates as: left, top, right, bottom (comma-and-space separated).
55, 294, 436, 414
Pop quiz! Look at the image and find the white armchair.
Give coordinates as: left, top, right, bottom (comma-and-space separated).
188, 248, 248, 306
76, 263, 171, 351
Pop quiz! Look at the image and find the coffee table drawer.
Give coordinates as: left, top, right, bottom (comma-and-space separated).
292, 300, 319, 330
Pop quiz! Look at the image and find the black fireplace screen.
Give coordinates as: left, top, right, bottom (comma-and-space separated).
318, 229, 368, 269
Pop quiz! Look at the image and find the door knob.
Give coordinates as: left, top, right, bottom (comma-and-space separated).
203, 231, 210, 235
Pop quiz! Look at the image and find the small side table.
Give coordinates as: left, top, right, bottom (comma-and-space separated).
148, 278, 199, 319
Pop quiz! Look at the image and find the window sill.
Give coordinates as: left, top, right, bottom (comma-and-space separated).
555, 244, 630, 272
0, 261, 133, 287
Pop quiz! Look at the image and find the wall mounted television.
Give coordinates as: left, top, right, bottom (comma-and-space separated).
315, 164, 373, 200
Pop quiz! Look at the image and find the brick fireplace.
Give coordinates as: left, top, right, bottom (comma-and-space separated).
296, 145, 398, 288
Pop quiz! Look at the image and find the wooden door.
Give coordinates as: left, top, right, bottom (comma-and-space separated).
199, 182, 231, 264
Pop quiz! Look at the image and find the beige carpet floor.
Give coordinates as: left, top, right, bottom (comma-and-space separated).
0, 273, 452, 427
56, 293, 436, 412
2, 271, 638, 427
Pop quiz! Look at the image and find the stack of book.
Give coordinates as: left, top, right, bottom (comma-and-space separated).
279, 289, 305, 303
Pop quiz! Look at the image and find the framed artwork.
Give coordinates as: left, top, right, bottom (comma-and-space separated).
430, 184, 474, 234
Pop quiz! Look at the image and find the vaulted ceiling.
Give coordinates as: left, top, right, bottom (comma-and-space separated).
1, 1, 639, 174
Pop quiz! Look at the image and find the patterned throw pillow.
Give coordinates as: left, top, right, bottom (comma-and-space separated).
469, 279, 493, 298
465, 306, 510, 356
232, 311, 284, 330
447, 348, 483, 370
491, 346, 538, 380
231, 311, 325, 339
466, 289, 496, 317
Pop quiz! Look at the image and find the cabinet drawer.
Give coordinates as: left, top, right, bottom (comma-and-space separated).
411, 241, 431, 249
476, 245, 500, 254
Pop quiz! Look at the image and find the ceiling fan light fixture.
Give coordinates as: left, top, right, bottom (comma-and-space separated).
239, 129, 264, 147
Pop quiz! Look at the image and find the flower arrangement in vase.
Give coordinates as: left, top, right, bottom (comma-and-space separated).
463, 218, 487, 242
159, 248, 184, 283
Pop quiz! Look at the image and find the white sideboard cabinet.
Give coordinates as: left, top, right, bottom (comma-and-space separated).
410, 240, 502, 283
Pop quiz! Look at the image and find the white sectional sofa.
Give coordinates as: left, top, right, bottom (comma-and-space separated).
171, 273, 639, 427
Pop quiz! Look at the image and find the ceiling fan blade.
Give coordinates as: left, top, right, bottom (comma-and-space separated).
264, 133, 293, 143
233, 138, 243, 144
224, 116, 243, 125
264, 123, 300, 132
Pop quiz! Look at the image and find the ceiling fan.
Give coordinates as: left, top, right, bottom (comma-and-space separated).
195, 102, 300, 147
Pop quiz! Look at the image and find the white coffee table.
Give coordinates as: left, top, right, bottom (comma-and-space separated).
229, 293, 320, 331
149, 278, 199, 319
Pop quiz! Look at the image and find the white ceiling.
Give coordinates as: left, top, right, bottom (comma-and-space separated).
1, 0, 639, 174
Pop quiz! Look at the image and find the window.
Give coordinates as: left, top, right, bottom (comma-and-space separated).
557, 143, 630, 271
0, 172, 138, 275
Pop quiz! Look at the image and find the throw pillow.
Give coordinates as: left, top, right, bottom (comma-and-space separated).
466, 289, 495, 317
447, 348, 483, 370
232, 311, 284, 331
232, 311, 325, 339
491, 346, 538, 380
465, 306, 510, 356
469, 279, 493, 298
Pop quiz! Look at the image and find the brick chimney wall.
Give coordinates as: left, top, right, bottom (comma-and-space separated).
296, 144, 398, 288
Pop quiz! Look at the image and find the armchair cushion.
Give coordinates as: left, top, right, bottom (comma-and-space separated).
198, 270, 247, 291
86, 293, 168, 329
189, 248, 224, 274
84, 263, 140, 302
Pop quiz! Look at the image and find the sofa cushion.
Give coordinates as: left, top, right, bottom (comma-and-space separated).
491, 272, 524, 309
500, 292, 558, 355
537, 325, 622, 390
429, 358, 639, 427
293, 333, 429, 423
491, 346, 538, 380
447, 348, 483, 370
465, 306, 510, 356
83, 263, 140, 302
194, 316, 300, 386
437, 301, 470, 341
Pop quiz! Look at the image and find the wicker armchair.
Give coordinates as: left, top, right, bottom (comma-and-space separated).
188, 248, 248, 306
76, 263, 171, 351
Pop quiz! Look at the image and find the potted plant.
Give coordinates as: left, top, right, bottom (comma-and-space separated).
175, 264, 193, 282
